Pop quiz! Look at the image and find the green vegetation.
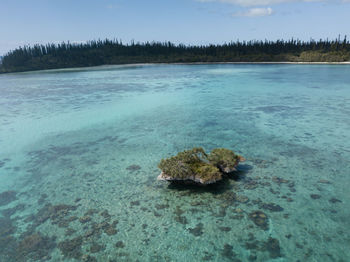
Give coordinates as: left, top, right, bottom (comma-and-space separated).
158, 147, 244, 184
0, 37, 349, 73
208, 148, 246, 173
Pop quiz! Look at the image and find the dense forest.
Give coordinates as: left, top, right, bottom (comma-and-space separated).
1, 37, 349, 73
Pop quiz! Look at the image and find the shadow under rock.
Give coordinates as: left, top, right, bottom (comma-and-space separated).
166, 164, 253, 195
229, 164, 253, 182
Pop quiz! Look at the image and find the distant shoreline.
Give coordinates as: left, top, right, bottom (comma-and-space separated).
177, 61, 350, 65
1, 61, 350, 75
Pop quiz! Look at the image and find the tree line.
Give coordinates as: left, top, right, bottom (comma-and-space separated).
1, 37, 349, 73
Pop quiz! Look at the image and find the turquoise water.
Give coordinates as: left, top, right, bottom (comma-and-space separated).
0, 64, 349, 261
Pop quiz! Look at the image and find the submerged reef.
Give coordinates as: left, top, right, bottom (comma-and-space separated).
0, 191, 17, 206
157, 147, 245, 185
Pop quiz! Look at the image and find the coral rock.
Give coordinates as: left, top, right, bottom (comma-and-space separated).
158, 147, 244, 185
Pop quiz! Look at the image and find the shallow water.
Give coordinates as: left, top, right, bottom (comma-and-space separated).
0, 64, 349, 262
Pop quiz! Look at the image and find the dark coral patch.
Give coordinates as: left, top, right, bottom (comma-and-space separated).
262, 237, 282, 258
34, 203, 77, 226
153, 211, 162, 217
329, 198, 342, 204
1, 203, 25, 218
222, 244, 237, 260
115, 241, 125, 248
249, 211, 269, 230
16, 233, 56, 261
174, 206, 185, 216
202, 253, 214, 261
82, 254, 97, 262
188, 223, 204, 236
155, 204, 169, 210
130, 201, 140, 206
0, 217, 17, 259
0, 216, 16, 236
101, 221, 118, 236
126, 165, 141, 172
219, 226, 232, 232
100, 210, 111, 219
37, 194, 48, 205
236, 195, 249, 203
245, 240, 260, 250
0, 191, 17, 206
79, 216, 92, 224
58, 236, 83, 259
310, 194, 321, 199
174, 206, 188, 224
244, 236, 282, 259
272, 176, 289, 185
0, 235, 17, 260
175, 215, 188, 225
89, 242, 105, 253
260, 203, 284, 212
105, 226, 117, 235
65, 228, 76, 236
84, 209, 99, 216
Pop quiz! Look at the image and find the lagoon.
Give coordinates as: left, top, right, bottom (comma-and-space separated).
0, 64, 349, 261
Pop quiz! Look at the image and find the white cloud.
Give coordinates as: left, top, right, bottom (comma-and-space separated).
233, 7, 274, 16
197, 0, 324, 7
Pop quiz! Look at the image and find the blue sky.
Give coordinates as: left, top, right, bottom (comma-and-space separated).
0, 0, 349, 55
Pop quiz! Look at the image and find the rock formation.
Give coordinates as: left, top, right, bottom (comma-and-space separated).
157, 147, 245, 185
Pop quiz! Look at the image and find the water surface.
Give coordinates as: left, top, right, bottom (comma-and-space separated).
0, 64, 349, 261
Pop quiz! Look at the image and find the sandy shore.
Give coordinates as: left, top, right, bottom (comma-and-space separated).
175, 61, 350, 65
55, 61, 350, 71
3, 61, 350, 75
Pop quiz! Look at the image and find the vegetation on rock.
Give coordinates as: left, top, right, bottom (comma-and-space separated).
158, 147, 244, 185
208, 148, 246, 173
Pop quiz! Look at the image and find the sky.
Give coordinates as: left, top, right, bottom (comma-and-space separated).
0, 0, 350, 55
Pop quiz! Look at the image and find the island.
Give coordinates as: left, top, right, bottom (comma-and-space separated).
157, 147, 245, 185
0, 37, 349, 73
